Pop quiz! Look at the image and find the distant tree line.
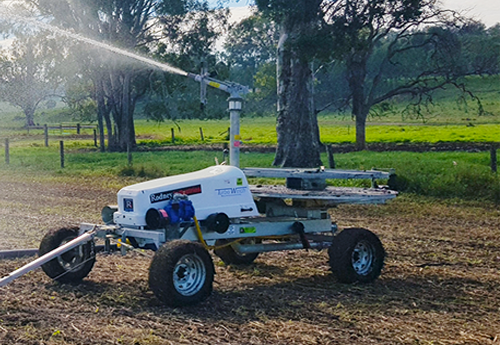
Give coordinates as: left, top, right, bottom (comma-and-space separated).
0, 0, 498, 165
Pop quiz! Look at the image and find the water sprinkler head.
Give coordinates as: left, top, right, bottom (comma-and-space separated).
187, 73, 202, 82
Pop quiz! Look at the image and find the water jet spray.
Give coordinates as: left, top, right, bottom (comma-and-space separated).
0, 6, 188, 76
0, 5, 253, 166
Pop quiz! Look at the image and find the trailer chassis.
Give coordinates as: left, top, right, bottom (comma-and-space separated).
0, 179, 393, 307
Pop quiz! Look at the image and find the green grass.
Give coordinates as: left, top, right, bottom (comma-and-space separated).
1, 144, 499, 203
9, 117, 496, 148
0, 145, 275, 181
334, 150, 500, 203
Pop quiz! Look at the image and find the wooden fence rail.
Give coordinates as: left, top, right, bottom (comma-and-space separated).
28, 124, 96, 132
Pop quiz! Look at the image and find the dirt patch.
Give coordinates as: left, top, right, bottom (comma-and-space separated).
1, 179, 500, 344
0, 178, 115, 249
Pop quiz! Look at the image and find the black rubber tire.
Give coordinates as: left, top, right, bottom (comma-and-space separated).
39, 227, 96, 284
214, 239, 260, 265
149, 240, 214, 307
328, 228, 385, 284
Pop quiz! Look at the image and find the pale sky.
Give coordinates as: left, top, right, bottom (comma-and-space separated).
223, 0, 500, 28
442, 0, 500, 27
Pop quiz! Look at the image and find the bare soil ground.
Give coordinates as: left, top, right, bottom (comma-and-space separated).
1, 177, 500, 345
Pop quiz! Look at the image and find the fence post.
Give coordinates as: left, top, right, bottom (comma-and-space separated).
171, 128, 175, 143
127, 142, 132, 166
491, 145, 497, 173
77, 123, 81, 134
5, 138, 9, 165
93, 129, 98, 147
44, 124, 48, 147
59, 141, 64, 168
199, 127, 204, 141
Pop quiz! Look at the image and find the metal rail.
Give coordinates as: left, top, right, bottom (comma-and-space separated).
243, 167, 393, 180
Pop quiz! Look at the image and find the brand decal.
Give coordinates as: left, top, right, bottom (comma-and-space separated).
123, 198, 134, 212
240, 226, 256, 234
150, 184, 202, 204
215, 186, 248, 197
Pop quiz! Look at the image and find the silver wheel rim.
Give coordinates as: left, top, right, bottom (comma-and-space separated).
57, 237, 85, 272
173, 253, 206, 296
351, 241, 374, 276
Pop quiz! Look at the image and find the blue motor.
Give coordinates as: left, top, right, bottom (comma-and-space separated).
164, 194, 195, 224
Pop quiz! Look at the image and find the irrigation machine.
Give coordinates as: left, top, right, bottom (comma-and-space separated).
0, 73, 397, 307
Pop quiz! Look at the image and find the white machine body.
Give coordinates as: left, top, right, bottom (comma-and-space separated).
113, 165, 258, 227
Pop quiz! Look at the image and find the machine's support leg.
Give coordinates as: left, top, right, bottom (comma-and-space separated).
228, 96, 243, 167
104, 237, 111, 253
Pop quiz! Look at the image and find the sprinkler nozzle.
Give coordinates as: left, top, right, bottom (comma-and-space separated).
187, 73, 202, 82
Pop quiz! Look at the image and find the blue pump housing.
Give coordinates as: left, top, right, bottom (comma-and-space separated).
164, 197, 195, 224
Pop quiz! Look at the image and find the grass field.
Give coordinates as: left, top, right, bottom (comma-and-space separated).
1, 143, 499, 203
2, 115, 499, 147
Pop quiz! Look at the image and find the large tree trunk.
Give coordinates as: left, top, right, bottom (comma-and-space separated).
273, 20, 322, 168
355, 111, 368, 150
96, 73, 118, 151
23, 106, 36, 127
348, 55, 369, 150
119, 72, 132, 152
95, 78, 106, 152
108, 69, 137, 152
24, 45, 36, 127
103, 111, 116, 151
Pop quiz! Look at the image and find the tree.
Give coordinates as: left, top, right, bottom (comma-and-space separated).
27, 0, 156, 150
457, 21, 500, 75
153, 3, 230, 120
0, 33, 65, 126
30, 0, 228, 151
256, 0, 325, 167
223, 14, 279, 116
224, 13, 278, 88
324, 0, 468, 150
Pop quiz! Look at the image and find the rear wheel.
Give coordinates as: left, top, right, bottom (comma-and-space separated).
214, 239, 260, 265
328, 228, 385, 283
149, 240, 214, 307
39, 227, 96, 284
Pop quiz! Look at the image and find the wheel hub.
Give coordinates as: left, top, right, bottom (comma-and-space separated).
351, 241, 374, 276
173, 254, 206, 296
57, 238, 85, 272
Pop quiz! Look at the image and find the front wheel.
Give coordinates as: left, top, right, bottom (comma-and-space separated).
39, 227, 96, 284
149, 240, 214, 307
328, 228, 385, 284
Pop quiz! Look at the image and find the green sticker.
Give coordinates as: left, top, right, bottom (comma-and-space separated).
237, 178, 243, 186
240, 226, 256, 234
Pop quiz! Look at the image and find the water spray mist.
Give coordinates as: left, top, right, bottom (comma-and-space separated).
0, 6, 188, 76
